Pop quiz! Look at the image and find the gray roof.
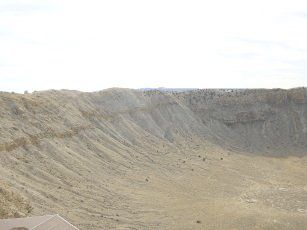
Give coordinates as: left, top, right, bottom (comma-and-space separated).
0, 214, 79, 230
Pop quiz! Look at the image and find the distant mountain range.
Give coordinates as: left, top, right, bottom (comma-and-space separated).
137, 87, 199, 91
137, 87, 249, 91
94, 87, 248, 92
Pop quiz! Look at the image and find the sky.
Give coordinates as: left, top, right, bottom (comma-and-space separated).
0, 0, 307, 93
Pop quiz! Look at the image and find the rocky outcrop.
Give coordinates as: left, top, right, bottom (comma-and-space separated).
0, 87, 307, 157
172, 87, 307, 156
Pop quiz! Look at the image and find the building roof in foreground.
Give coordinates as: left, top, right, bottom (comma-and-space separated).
0, 214, 78, 230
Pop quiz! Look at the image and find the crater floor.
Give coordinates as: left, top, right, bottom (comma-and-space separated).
0, 88, 306, 229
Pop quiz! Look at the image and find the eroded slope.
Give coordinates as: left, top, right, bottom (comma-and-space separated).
173, 88, 307, 156
0, 88, 306, 229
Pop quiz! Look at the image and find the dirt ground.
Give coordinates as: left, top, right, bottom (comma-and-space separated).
1, 135, 307, 229
0, 88, 307, 229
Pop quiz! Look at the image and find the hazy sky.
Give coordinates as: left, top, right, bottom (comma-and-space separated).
0, 0, 307, 93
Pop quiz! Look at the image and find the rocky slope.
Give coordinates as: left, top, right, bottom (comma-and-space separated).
0, 87, 306, 229
173, 87, 307, 156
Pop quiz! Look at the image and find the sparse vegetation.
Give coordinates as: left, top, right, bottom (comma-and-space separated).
0, 88, 306, 229
0, 179, 33, 219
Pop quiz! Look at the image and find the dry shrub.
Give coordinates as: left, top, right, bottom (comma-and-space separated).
0, 179, 33, 219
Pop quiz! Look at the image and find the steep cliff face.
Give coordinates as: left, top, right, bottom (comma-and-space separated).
172, 88, 307, 156
0, 88, 306, 159
0, 88, 210, 155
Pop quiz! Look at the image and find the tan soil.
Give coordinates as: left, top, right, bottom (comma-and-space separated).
0, 88, 307, 229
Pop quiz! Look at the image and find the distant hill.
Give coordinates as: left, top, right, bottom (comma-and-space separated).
137, 87, 200, 91
94, 87, 249, 92
138, 87, 249, 91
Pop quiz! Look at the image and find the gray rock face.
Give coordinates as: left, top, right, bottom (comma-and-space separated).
172, 87, 307, 156
0, 87, 306, 157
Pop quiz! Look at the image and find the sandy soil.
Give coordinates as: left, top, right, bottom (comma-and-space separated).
0, 88, 307, 229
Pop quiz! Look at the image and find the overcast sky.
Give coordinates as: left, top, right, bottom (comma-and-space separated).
0, 0, 307, 93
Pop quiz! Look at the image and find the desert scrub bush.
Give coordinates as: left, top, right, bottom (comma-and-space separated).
0, 179, 33, 219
